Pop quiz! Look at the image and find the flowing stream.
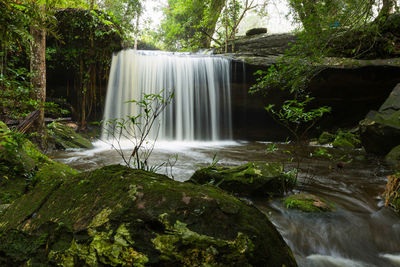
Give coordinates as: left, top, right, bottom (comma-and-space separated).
52, 141, 400, 267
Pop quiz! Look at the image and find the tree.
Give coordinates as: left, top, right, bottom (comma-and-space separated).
99, 0, 142, 43
160, 0, 226, 50
218, 0, 265, 52
376, 0, 396, 21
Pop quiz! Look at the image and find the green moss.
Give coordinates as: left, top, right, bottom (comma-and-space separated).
153, 218, 254, 266
47, 122, 93, 149
332, 137, 355, 149
374, 110, 400, 130
386, 145, 400, 170
318, 131, 336, 145
48, 223, 149, 266
0, 122, 68, 204
284, 193, 335, 213
190, 162, 294, 196
0, 165, 298, 266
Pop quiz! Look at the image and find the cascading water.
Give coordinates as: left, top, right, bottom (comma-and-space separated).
102, 49, 232, 141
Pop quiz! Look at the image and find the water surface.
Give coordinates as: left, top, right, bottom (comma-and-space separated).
52, 141, 400, 267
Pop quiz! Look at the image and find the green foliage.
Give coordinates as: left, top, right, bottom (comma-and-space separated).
98, 0, 142, 41
159, 0, 225, 51
47, 8, 122, 126
103, 90, 174, 171
0, 68, 36, 121
0, 122, 49, 186
264, 96, 331, 142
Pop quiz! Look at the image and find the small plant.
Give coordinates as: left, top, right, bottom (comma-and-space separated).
314, 147, 333, 160
265, 143, 278, 154
265, 96, 331, 182
102, 90, 174, 171
209, 153, 220, 168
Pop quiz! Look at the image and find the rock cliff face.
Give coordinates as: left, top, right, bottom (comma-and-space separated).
224, 33, 400, 141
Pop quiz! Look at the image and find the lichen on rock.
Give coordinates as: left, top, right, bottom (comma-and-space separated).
153, 216, 254, 266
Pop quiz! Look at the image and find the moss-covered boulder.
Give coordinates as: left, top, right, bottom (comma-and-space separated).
189, 162, 295, 197
48, 122, 93, 149
0, 164, 297, 266
332, 137, 355, 149
360, 83, 400, 155
386, 145, 400, 170
332, 130, 361, 150
384, 173, 400, 214
0, 121, 77, 204
318, 131, 336, 145
284, 193, 335, 213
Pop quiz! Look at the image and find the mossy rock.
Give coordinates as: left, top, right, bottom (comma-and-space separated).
0, 165, 297, 266
0, 122, 76, 204
359, 84, 400, 155
332, 136, 355, 150
386, 146, 400, 171
47, 122, 93, 149
189, 162, 296, 197
284, 193, 335, 213
318, 131, 336, 145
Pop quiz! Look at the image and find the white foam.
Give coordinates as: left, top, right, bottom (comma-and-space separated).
66, 139, 240, 157
380, 253, 400, 265
307, 254, 373, 267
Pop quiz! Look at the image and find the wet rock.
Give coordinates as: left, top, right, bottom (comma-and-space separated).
316, 130, 361, 150
189, 162, 296, 197
332, 136, 355, 150
222, 33, 296, 57
386, 145, 400, 170
0, 165, 298, 266
318, 131, 336, 145
47, 122, 93, 149
284, 193, 335, 213
359, 83, 400, 155
246, 28, 267, 36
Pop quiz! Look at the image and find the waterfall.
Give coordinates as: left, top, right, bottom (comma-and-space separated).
102, 50, 232, 141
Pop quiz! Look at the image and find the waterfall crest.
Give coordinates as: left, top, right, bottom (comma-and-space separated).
102, 50, 232, 141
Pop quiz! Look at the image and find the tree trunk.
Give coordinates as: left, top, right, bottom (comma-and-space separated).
134, 12, 140, 50
225, 5, 228, 53
377, 0, 395, 20
203, 0, 226, 48
30, 25, 46, 134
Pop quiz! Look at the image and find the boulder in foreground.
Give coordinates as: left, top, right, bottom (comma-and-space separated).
0, 165, 297, 266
